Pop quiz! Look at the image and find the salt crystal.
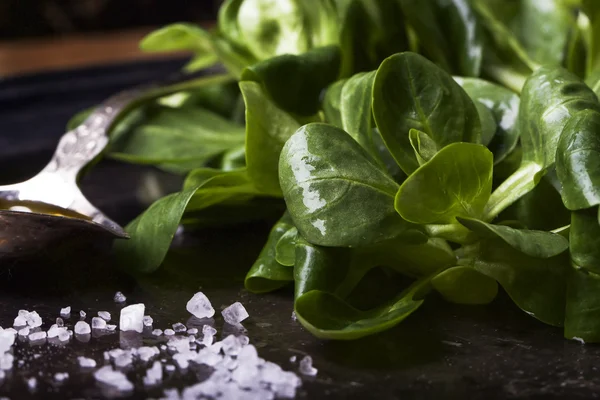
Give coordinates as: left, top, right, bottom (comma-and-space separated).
120, 304, 145, 333
94, 365, 133, 391
4, 328, 16, 336
137, 346, 159, 363
152, 329, 163, 336
173, 353, 191, 369
106, 324, 117, 331
238, 335, 250, 346
186, 292, 215, 319
290, 355, 297, 363
13, 315, 27, 327
114, 291, 127, 303
74, 321, 91, 335
143, 316, 153, 327
27, 311, 42, 328
273, 382, 299, 399
291, 311, 297, 321
164, 329, 175, 336
56, 317, 64, 327
182, 380, 223, 399
238, 344, 260, 366
221, 335, 242, 356
92, 317, 106, 330
143, 361, 163, 386
47, 325, 65, 338
54, 372, 68, 382
298, 355, 318, 376
98, 311, 111, 321
58, 330, 70, 342
108, 349, 125, 360
232, 363, 260, 389
197, 348, 223, 367
168, 337, 191, 354
221, 302, 249, 325
79, 310, 86, 319
187, 328, 198, 335
77, 356, 96, 368
208, 342, 223, 354
18, 327, 30, 337
201, 325, 216, 346
202, 325, 217, 336
114, 353, 133, 368
18, 310, 28, 318
0, 353, 13, 370
165, 364, 175, 372
60, 307, 71, 317
221, 355, 238, 370
27, 377, 37, 391
28, 331, 46, 342
173, 322, 186, 333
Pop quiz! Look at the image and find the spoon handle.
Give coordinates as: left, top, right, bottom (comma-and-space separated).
42, 68, 223, 179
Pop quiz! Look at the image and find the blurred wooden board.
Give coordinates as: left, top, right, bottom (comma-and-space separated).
0, 28, 189, 77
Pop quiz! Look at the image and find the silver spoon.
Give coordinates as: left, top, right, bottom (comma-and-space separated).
0, 70, 213, 261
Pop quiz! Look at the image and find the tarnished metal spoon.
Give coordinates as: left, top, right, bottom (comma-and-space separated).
0, 70, 214, 261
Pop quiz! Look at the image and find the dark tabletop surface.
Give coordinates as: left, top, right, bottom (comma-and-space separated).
0, 59, 597, 400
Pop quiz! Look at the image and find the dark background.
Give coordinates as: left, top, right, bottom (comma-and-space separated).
0, 0, 220, 39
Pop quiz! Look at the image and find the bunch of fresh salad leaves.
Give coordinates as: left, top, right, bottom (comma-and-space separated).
79, 0, 600, 342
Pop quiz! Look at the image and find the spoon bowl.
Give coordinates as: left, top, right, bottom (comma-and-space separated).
0, 70, 212, 262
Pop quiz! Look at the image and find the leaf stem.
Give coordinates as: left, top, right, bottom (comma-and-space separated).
425, 223, 477, 244
483, 162, 543, 222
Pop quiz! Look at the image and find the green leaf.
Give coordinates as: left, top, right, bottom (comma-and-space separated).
322, 79, 346, 128
236, 0, 311, 60
183, 168, 259, 212
244, 214, 295, 293
399, 0, 483, 76
520, 66, 599, 169
474, 101, 497, 147
471, 0, 535, 92
338, 0, 409, 76
556, 109, 600, 210
395, 143, 493, 224
293, 236, 352, 299
339, 71, 378, 158
485, 66, 600, 219
454, 77, 520, 164
140, 23, 213, 53
114, 185, 200, 273
509, 0, 574, 65
473, 0, 573, 67
373, 52, 481, 174
240, 81, 300, 196
581, 0, 600, 75
570, 208, 600, 274
109, 105, 245, 173
371, 238, 456, 278
275, 227, 298, 267
564, 266, 600, 343
241, 45, 341, 116
432, 266, 498, 305
566, 12, 590, 79
220, 145, 246, 171
464, 239, 568, 326
408, 129, 437, 166
457, 217, 569, 258
294, 274, 431, 340
211, 33, 257, 78
279, 123, 416, 247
